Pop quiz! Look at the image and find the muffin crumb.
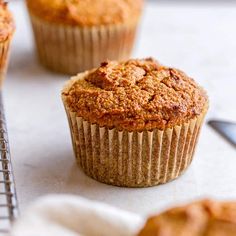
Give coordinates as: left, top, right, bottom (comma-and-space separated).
62, 58, 208, 131
0, 1, 14, 41
26, 0, 143, 26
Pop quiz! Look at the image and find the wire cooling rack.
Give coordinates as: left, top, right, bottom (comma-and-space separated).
0, 93, 18, 235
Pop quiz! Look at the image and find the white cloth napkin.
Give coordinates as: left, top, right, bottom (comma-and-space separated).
11, 195, 145, 236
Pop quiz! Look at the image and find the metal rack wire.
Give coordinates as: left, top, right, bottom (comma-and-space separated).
0, 93, 18, 235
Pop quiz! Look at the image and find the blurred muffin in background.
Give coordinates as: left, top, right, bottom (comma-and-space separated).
61, 58, 208, 187
26, 0, 144, 75
138, 199, 236, 236
0, 1, 14, 87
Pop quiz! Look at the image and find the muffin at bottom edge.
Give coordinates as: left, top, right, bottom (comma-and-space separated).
138, 199, 236, 236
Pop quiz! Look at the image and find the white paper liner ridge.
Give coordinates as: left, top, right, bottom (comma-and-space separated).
0, 39, 11, 86
29, 13, 138, 74
65, 108, 206, 187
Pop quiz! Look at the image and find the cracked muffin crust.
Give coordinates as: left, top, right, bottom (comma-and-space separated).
138, 199, 236, 236
26, 0, 143, 26
62, 58, 208, 132
0, 1, 14, 41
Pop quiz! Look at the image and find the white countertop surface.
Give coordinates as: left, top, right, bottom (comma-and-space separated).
5, 1, 236, 216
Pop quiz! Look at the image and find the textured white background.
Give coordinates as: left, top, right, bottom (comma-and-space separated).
4, 1, 236, 216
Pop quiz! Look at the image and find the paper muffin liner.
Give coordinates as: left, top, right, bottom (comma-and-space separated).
28, 12, 138, 75
62, 99, 207, 187
0, 38, 11, 87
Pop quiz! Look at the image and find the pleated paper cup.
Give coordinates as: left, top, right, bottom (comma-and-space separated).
0, 38, 11, 87
28, 12, 139, 75
62, 94, 207, 187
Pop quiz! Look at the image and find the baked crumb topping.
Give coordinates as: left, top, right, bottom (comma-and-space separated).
0, 1, 14, 41
62, 58, 208, 131
26, 0, 143, 26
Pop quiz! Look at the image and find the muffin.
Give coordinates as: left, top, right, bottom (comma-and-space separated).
61, 58, 208, 187
0, 1, 14, 86
138, 199, 236, 236
26, 0, 143, 75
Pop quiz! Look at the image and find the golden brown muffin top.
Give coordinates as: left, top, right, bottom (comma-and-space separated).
0, 1, 14, 42
62, 58, 208, 132
138, 200, 236, 236
26, 0, 143, 26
